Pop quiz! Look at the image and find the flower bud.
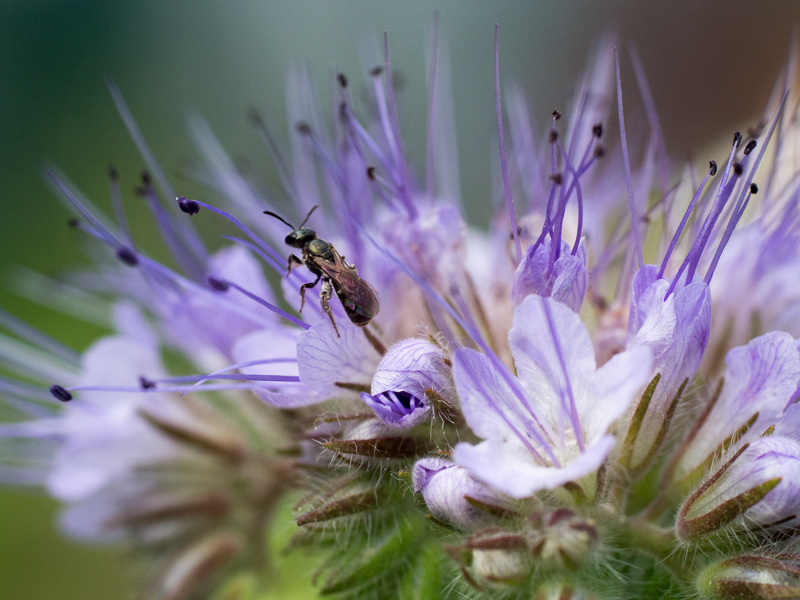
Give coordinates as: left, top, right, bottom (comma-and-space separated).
697, 555, 800, 600
360, 338, 453, 429
471, 547, 531, 586
412, 457, 515, 530
511, 238, 587, 312
526, 509, 599, 570
467, 530, 532, 586
677, 437, 800, 542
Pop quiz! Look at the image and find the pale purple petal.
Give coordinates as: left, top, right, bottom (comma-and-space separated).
585, 344, 653, 443
161, 245, 277, 361
232, 326, 322, 408
626, 266, 711, 466
676, 332, 800, 480
297, 320, 382, 399
509, 296, 595, 431
452, 347, 540, 443
453, 435, 615, 499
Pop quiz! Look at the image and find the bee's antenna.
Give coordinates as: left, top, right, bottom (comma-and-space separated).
263, 210, 295, 229
299, 205, 319, 228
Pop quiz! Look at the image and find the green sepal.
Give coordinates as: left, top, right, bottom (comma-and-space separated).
296, 489, 384, 526
399, 541, 445, 600
323, 435, 428, 459
319, 516, 427, 595
620, 373, 661, 470
698, 555, 800, 600
677, 443, 782, 541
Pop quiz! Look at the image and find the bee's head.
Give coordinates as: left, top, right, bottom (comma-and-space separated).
285, 228, 316, 248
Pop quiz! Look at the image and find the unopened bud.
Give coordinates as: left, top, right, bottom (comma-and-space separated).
677, 437, 800, 542
471, 538, 531, 587
360, 339, 453, 429
698, 555, 800, 600
412, 458, 516, 530
527, 509, 599, 570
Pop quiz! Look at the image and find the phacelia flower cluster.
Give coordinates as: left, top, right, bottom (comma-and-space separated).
3, 25, 800, 600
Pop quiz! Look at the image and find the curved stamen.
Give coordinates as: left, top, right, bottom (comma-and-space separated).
658, 166, 713, 280
208, 279, 311, 331
495, 25, 522, 263
615, 48, 645, 271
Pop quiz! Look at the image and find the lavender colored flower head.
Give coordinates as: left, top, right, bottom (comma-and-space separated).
3, 20, 800, 600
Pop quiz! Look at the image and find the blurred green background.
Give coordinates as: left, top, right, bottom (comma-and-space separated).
1, 1, 799, 598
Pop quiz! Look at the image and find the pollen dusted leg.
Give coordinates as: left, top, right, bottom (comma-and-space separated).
319, 277, 340, 337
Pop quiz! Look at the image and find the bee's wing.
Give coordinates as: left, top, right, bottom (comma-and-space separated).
316, 260, 380, 310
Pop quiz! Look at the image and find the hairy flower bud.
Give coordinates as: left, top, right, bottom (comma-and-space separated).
468, 531, 532, 587
526, 509, 599, 570
361, 338, 453, 428
677, 438, 800, 541
698, 555, 800, 600
412, 458, 515, 529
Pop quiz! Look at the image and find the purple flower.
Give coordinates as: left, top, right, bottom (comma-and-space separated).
670, 331, 800, 485
624, 264, 711, 470
360, 338, 452, 429
452, 296, 652, 498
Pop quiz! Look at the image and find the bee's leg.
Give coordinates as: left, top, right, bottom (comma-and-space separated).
298, 274, 321, 314
319, 278, 340, 338
287, 254, 303, 276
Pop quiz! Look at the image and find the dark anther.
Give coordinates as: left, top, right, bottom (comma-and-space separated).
744, 139, 757, 155
750, 183, 759, 194
550, 172, 563, 185
592, 123, 603, 138
733, 131, 742, 148
549, 130, 559, 143
177, 197, 200, 215
366, 166, 376, 181
337, 73, 348, 88
370, 66, 384, 77
141, 171, 152, 185
139, 376, 157, 390
116, 247, 139, 267
709, 160, 718, 176
50, 384, 72, 402
296, 122, 312, 135
207, 277, 230, 292
108, 165, 119, 180
594, 145, 605, 158
68, 218, 81, 228
552, 109, 562, 120
733, 162, 743, 176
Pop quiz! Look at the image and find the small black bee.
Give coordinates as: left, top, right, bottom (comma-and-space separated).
264, 206, 380, 337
